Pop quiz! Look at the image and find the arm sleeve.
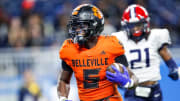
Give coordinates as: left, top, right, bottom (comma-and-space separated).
157, 29, 171, 50
62, 60, 73, 72
115, 55, 129, 67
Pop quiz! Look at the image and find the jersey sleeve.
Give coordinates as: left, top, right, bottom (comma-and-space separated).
155, 29, 171, 49
59, 39, 77, 67
114, 55, 129, 67
59, 40, 67, 59
59, 39, 75, 60
62, 60, 73, 72
159, 29, 171, 45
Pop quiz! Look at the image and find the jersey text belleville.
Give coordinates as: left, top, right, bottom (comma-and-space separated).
72, 58, 109, 67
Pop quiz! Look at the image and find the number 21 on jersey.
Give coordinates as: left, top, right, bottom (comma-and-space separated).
129, 48, 150, 69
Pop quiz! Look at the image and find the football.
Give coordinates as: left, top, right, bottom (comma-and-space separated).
106, 63, 124, 73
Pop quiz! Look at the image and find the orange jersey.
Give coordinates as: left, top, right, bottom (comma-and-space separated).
59, 36, 124, 101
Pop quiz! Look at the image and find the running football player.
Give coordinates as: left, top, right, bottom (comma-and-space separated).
110, 4, 180, 101
57, 4, 138, 101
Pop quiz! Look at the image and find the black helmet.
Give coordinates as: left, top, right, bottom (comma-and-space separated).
67, 4, 104, 45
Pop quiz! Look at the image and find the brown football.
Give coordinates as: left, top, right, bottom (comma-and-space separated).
106, 63, 124, 73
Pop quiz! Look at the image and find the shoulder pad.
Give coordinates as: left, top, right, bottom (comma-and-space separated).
59, 39, 78, 60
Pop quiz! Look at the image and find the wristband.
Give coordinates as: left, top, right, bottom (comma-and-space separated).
165, 58, 178, 72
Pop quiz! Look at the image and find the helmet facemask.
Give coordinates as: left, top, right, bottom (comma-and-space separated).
68, 19, 96, 45
124, 20, 149, 42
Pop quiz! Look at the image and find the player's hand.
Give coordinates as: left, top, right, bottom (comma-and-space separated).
106, 65, 131, 86
168, 67, 180, 80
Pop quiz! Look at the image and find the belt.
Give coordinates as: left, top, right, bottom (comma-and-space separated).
139, 81, 158, 86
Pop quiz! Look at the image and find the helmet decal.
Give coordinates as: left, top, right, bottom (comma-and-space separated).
122, 4, 149, 24
92, 6, 103, 19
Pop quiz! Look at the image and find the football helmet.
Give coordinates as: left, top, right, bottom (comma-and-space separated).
67, 4, 104, 45
121, 4, 150, 42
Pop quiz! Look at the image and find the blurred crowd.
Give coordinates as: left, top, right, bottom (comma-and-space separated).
0, 0, 180, 47
0, 0, 180, 49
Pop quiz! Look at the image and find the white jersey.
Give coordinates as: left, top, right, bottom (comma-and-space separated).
112, 29, 171, 83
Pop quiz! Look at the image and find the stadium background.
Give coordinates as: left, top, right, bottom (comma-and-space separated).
0, 0, 180, 101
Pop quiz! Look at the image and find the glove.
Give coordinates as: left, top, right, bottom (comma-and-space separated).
59, 96, 68, 101
168, 67, 180, 80
106, 65, 131, 87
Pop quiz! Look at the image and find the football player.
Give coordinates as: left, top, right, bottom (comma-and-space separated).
110, 4, 180, 101
57, 4, 138, 101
